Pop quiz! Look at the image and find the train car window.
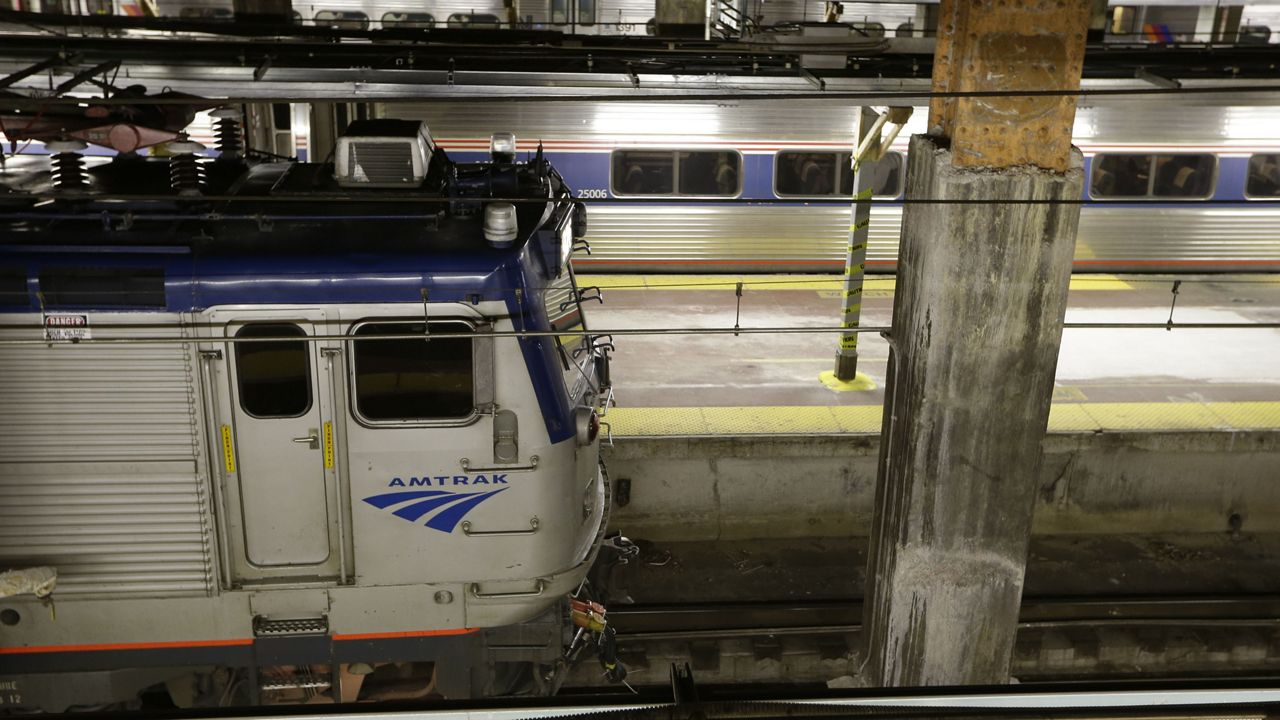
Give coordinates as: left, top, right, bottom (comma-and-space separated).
0, 268, 27, 306
612, 151, 675, 195
838, 151, 905, 197
776, 152, 838, 195
179, 6, 232, 19
1091, 154, 1153, 197
577, 0, 596, 25
315, 10, 369, 29
777, 151, 903, 198
1239, 26, 1271, 44
39, 266, 165, 308
1091, 154, 1216, 199
235, 324, 312, 419
1152, 155, 1215, 197
678, 151, 740, 196
551, 0, 568, 24
352, 322, 474, 422
1109, 6, 1137, 36
447, 12, 501, 28
382, 11, 435, 28
86, 0, 111, 14
1246, 154, 1280, 198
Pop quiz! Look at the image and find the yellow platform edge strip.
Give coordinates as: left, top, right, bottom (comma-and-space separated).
607, 401, 1280, 437
578, 274, 1133, 292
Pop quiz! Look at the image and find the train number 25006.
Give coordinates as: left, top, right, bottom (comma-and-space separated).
576, 189, 609, 199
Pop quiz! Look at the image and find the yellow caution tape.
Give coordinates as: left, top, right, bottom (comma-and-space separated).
220, 425, 236, 474
323, 421, 334, 469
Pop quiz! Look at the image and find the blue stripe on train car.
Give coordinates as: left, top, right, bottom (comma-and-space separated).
453, 149, 1262, 204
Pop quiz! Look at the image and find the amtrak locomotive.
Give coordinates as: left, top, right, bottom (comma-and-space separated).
0, 117, 622, 709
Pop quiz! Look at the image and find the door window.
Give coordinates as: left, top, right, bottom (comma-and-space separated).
235, 323, 312, 418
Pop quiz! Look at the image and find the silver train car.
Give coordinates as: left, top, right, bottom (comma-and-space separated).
354, 97, 1280, 273
0, 119, 617, 709
11, 0, 1280, 43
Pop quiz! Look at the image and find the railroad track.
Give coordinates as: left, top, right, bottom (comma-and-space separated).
607, 596, 1280, 641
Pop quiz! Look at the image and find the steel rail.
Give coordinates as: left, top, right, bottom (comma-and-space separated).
606, 596, 1280, 641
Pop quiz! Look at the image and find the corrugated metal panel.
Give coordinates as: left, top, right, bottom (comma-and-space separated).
382, 101, 1277, 146
0, 315, 215, 598
579, 205, 901, 267
575, 205, 1280, 270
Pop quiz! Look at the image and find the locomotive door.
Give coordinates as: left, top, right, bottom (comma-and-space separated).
204, 310, 342, 582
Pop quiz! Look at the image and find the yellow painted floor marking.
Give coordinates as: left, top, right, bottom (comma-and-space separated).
738, 358, 833, 364
1068, 275, 1134, 291
1080, 402, 1229, 431
580, 274, 1128, 293
830, 406, 885, 433
1047, 404, 1102, 432
608, 401, 1280, 437
1204, 402, 1280, 429
818, 370, 878, 392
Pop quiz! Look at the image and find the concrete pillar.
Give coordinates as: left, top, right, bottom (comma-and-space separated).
861, 0, 1090, 687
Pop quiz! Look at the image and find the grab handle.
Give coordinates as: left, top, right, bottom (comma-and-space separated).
469, 580, 546, 599
462, 517, 539, 537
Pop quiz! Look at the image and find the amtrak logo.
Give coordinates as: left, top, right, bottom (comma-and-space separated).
362, 475, 509, 533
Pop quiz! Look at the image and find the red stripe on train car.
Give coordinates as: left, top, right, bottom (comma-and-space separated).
0, 638, 254, 655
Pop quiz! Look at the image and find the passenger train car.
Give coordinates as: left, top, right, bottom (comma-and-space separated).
0, 119, 617, 709
9, 0, 1280, 42
368, 97, 1280, 272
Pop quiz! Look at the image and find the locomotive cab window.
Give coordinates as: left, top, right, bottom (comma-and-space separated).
611, 150, 741, 197
352, 321, 474, 423
235, 324, 312, 419
1246, 154, 1280, 198
1091, 154, 1216, 199
775, 151, 904, 198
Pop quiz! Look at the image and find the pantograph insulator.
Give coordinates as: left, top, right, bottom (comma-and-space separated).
45, 138, 89, 191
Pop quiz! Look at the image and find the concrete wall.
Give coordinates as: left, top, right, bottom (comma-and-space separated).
603, 431, 1280, 541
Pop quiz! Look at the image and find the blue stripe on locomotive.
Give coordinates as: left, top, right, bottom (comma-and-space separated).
0, 244, 578, 444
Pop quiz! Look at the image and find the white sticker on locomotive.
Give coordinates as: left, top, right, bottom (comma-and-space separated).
43, 314, 90, 341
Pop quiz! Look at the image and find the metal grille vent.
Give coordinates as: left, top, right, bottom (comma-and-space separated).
253, 615, 329, 637
349, 142, 415, 184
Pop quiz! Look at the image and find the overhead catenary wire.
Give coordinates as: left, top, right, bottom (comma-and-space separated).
3, 83, 1280, 107
2, 321, 1278, 346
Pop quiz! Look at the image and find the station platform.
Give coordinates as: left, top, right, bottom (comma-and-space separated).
580, 274, 1280, 437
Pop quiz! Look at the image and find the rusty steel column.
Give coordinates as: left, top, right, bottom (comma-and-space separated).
861, 0, 1090, 687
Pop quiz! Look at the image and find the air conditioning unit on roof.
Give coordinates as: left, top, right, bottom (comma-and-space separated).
334, 119, 436, 188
